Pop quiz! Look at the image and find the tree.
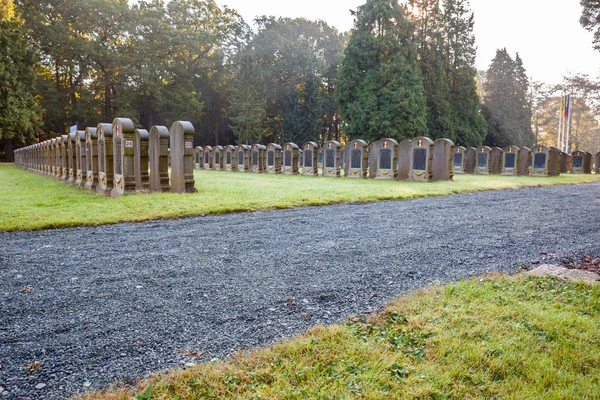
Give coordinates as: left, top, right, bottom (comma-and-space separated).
580, 0, 600, 51
482, 49, 534, 147
0, 0, 39, 160
443, 0, 487, 147
229, 55, 267, 144
336, 0, 427, 142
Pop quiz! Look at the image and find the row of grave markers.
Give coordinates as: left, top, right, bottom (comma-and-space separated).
14, 120, 600, 197
13, 118, 197, 197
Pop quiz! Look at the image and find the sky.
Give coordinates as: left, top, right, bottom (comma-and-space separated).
215, 0, 600, 85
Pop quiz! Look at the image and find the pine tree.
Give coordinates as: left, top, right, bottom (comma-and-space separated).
336, 0, 427, 142
229, 55, 267, 145
443, 0, 487, 147
300, 72, 322, 144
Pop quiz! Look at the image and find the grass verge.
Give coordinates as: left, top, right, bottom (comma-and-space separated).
78, 275, 600, 399
2, 163, 600, 232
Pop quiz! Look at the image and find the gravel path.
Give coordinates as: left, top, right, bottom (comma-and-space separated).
1, 183, 600, 399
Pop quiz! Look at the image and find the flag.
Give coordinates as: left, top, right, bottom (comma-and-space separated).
560, 95, 565, 120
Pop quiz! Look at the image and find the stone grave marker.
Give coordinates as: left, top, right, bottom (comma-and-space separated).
50, 138, 58, 178
282, 143, 299, 175
84, 127, 99, 191
374, 138, 398, 180
595, 152, 600, 174
149, 125, 170, 192
501, 146, 520, 176
75, 131, 87, 187
409, 137, 434, 182
559, 151, 569, 174
194, 146, 203, 169
203, 146, 213, 170
344, 139, 368, 178
397, 139, 412, 180
465, 147, 476, 174
111, 118, 136, 197
169, 121, 197, 193
530, 145, 560, 176
302, 142, 319, 176
225, 145, 237, 171
251, 144, 266, 173
236, 145, 250, 172
490, 147, 502, 174
584, 152, 593, 174
134, 129, 150, 191
266, 143, 282, 174
453, 146, 466, 174
213, 145, 225, 170
518, 147, 530, 176
475, 146, 492, 175
322, 140, 342, 177
66, 132, 77, 183
432, 138, 454, 181
60, 135, 68, 180
97, 123, 114, 196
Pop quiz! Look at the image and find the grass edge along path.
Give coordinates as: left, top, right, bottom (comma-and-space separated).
77, 275, 600, 400
2, 163, 600, 232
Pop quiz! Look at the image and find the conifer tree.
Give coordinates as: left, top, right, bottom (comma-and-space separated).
282, 85, 302, 143
336, 0, 427, 142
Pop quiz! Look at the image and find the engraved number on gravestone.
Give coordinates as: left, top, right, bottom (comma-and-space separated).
325, 149, 335, 168
238, 151, 244, 166
267, 151, 274, 166
125, 140, 134, 148
284, 151, 292, 167
304, 150, 313, 168
534, 153, 547, 169
379, 149, 392, 170
477, 153, 488, 168
252, 151, 258, 166
185, 142, 193, 149
573, 156, 583, 168
453, 153, 463, 167
413, 149, 426, 171
504, 153, 516, 169
351, 150, 361, 169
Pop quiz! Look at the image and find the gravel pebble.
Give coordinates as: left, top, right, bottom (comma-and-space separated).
1, 183, 599, 399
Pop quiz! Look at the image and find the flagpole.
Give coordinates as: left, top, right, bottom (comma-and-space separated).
566, 95, 572, 154
558, 94, 563, 150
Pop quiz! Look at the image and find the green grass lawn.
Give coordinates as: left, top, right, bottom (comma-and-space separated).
78, 275, 600, 400
1, 163, 600, 232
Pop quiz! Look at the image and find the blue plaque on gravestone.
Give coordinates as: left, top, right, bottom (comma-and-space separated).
252, 151, 258, 166
326, 149, 335, 168
453, 153, 463, 167
284, 151, 292, 167
573, 156, 583, 168
504, 153, 515, 169
214, 152, 220, 164
477, 153, 488, 168
267, 150, 274, 166
238, 150, 244, 166
226, 152, 231, 165
351, 149, 361, 169
379, 149, 392, 169
304, 150, 313, 167
534, 153, 547, 169
413, 148, 426, 171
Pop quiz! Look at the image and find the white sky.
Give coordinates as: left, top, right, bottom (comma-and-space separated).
216, 0, 600, 85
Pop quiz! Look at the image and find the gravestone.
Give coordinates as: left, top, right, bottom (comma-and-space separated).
432, 138, 454, 181
236, 145, 250, 172
501, 146, 520, 176
530, 145, 560, 177
50, 138, 57, 178
75, 131, 87, 187
169, 121, 197, 194
374, 138, 398, 180
110, 118, 136, 197
475, 146, 492, 175
549, 147, 561, 176
464, 147, 476, 174
571, 150, 589, 174
251, 144, 266, 173
344, 139, 368, 178
595, 152, 600, 174
397, 139, 412, 180
203, 146, 213, 170
134, 129, 150, 191
213, 145, 224, 170
66, 132, 77, 184
60, 135, 69, 180
453, 146, 467, 174
194, 146, 203, 169
84, 127, 99, 191
225, 145, 237, 171
322, 140, 342, 177
97, 123, 114, 196
559, 151, 569, 174
490, 147, 502, 174
266, 143, 282, 174
149, 125, 170, 192
302, 142, 319, 176
410, 137, 434, 182
518, 147, 530, 176
282, 143, 299, 175
584, 152, 593, 174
